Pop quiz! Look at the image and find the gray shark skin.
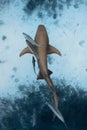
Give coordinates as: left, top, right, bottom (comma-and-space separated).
19, 24, 62, 120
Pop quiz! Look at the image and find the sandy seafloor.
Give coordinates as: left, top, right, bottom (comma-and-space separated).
0, 0, 87, 130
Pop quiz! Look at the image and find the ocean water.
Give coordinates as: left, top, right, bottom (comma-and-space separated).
0, 0, 87, 129
0, 80, 87, 130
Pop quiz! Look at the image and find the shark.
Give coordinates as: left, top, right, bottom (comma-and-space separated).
19, 25, 62, 120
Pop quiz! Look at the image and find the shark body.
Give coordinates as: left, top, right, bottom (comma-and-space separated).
19, 25, 62, 119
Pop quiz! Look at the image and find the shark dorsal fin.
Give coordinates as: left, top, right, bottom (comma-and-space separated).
48, 45, 62, 56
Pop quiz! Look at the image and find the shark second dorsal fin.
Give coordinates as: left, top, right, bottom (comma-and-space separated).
37, 69, 53, 80
19, 47, 32, 57
48, 45, 62, 56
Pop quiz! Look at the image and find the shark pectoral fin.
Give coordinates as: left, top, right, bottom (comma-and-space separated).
19, 47, 32, 57
48, 45, 62, 56
37, 69, 53, 80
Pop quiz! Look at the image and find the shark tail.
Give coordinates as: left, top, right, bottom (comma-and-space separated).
46, 101, 68, 129
52, 92, 58, 120
43, 76, 58, 120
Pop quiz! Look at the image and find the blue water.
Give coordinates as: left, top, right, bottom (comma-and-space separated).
0, 79, 87, 130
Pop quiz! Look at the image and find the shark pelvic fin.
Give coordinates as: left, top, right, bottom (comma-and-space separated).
48, 45, 62, 56
19, 47, 32, 57
37, 69, 53, 80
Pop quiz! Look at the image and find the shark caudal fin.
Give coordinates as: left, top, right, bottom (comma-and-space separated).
48, 45, 62, 56
37, 69, 53, 80
46, 102, 68, 129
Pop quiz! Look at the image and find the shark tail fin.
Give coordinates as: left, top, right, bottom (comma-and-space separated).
37, 69, 53, 80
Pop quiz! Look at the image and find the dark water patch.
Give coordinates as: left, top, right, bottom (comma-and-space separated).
77, 23, 79, 26
37, 11, 43, 18
18, 85, 26, 92
27, 0, 44, 11
11, 73, 19, 83
2, 35, 7, 40
79, 40, 85, 46
53, 13, 57, 19
24, 0, 85, 19
0, 60, 6, 64
0, 0, 10, 5
58, 4, 63, 10
0, 0, 10, 10
0, 79, 87, 130
24, 0, 44, 15
24, 0, 64, 19
11, 75, 15, 79
65, 0, 81, 9
18, 84, 32, 95
14, 78, 19, 83
12, 67, 17, 72
51, 0, 57, 11
74, 4, 79, 9
66, 0, 72, 8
